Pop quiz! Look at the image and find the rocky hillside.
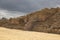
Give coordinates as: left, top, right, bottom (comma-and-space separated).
0, 7, 60, 34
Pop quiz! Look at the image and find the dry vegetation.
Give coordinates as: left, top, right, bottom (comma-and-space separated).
0, 7, 60, 34
0, 27, 60, 40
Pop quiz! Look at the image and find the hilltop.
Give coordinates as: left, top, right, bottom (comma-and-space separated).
0, 7, 60, 34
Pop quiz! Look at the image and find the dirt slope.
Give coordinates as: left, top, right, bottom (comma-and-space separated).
0, 27, 60, 40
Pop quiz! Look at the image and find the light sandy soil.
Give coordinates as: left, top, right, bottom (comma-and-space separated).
0, 27, 60, 40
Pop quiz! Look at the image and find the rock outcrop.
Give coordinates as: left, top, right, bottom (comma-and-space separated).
0, 7, 60, 34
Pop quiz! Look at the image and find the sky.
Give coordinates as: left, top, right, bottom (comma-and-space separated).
0, 0, 60, 18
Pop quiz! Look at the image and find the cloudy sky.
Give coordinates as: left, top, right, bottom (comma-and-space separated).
0, 0, 60, 18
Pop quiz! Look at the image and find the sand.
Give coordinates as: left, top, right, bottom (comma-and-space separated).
0, 27, 60, 40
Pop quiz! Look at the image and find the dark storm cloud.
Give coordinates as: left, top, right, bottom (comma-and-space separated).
0, 0, 60, 18
0, 0, 60, 13
0, 0, 36, 12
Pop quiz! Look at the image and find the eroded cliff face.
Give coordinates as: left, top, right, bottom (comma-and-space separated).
0, 7, 60, 34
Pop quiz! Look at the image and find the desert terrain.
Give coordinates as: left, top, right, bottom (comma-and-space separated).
0, 8, 60, 34
0, 27, 60, 40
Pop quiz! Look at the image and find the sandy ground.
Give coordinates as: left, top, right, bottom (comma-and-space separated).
0, 27, 60, 40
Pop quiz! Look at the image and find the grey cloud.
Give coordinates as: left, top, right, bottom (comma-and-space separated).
0, 9, 26, 18
0, 0, 60, 13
